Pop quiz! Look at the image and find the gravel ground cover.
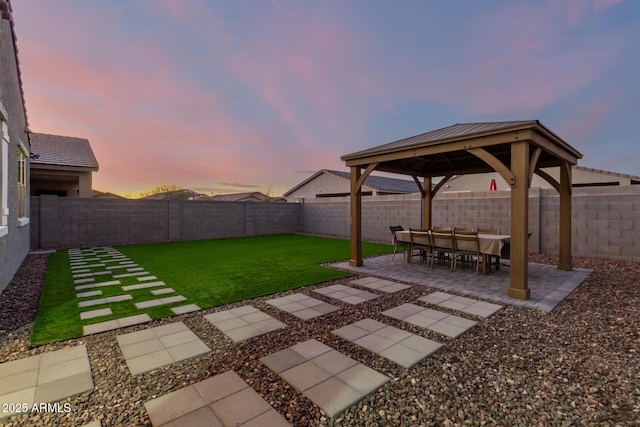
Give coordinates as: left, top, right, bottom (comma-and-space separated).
0, 253, 638, 426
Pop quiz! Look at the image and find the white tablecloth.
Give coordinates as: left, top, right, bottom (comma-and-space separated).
395, 230, 509, 257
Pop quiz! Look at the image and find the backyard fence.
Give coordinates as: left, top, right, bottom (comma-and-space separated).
30, 185, 640, 261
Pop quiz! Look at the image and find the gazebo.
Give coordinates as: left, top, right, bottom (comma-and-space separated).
341, 121, 583, 300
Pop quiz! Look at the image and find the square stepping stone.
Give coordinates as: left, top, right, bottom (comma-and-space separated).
350, 277, 412, 293
78, 294, 133, 308
261, 339, 389, 418
151, 288, 175, 295
382, 303, 477, 338
145, 370, 289, 426
75, 280, 121, 291
419, 292, 503, 318
76, 290, 102, 298
204, 305, 286, 342
313, 284, 380, 305
0, 345, 93, 419
333, 319, 442, 368
266, 293, 339, 320
122, 281, 165, 291
116, 322, 209, 375
137, 276, 158, 281
83, 314, 152, 335
113, 271, 149, 279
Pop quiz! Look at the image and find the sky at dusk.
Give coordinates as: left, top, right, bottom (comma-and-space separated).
12, 0, 640, 196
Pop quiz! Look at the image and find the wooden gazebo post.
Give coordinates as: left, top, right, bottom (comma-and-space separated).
508, 141, 531, 299
558, 161, 573, 270
349, 166, 363, 267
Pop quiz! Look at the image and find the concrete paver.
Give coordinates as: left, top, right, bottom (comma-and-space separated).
350, 277, 412, 293
116, 322, 209, 375
382, 303, 477, 338
134, 295, 187, 309
0, 345, 94, 419
333, 319, 442, 368
83, 314, 153, 335
266, 293, 340, 320
171, 304, 200, 315
313, 284, 381, 305
144, 370, 289, 426
204, 305, 286, 342
261, 339, 389, 418
419, 291, 503, 318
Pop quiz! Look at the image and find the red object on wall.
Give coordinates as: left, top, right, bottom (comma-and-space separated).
489, 179, 497, 191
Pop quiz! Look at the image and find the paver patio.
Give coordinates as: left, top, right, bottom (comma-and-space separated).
204, 305, 287, 342
0, 345, 93, 419
330, 254, 592, 312
266, 293, 340, 320
382, 303, 477, 338
419, 291, 503, 318
333, 318, 442, 368
116, 322, 210, 376
349, 277, 412, 293
313, 284, 381, 305
261, 339, 389, 417
144, 370, 290, 426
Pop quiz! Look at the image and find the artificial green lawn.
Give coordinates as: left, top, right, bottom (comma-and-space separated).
31, 234, 393, 345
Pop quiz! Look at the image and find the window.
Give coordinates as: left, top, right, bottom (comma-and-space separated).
17, 141, 28, 223
0, 117, 8, 236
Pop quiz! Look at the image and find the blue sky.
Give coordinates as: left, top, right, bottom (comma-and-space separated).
11, 0, 640, 195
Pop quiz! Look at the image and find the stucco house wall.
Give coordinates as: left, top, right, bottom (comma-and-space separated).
0, 6, 30, 291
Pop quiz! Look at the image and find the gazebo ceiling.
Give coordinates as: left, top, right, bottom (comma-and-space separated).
342, 120, 583, 178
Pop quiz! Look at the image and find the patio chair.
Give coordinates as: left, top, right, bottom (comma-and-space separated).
389, 225, 407, 260
453, 228, 481, 274
409, 228, 433, 266
477, 228, 501, 271
430, 227, 455, 271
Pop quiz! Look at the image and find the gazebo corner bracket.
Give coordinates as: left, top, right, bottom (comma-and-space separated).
465, 148, 515, 188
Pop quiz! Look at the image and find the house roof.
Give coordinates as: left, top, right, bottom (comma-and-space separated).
29, 133, 99, 170
283, 169, 419, 196
573, 165, 640, 182
205, 191, 272, 202
1, 1, 28, 126
140, 189, 207, 200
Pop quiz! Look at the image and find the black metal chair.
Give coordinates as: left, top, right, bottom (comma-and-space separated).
389, 225, 407, 260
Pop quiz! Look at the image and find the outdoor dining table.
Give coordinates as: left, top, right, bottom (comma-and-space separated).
394, 230, 510, 275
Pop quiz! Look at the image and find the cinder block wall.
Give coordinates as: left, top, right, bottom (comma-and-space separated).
31, 196, 301, 249
302, 186, 640, 261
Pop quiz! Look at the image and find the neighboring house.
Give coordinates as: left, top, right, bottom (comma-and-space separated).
284, 169, 420, 202
92, 190, 127, 199
440, 166, 640, 193
0, 0, 31, 291
205, 191, 279, 202
140, 189, 208, 200
29, 133, 99, 197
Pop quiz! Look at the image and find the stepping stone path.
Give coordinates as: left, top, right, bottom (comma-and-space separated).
261, 339, 389, 418
68, 247, 200, 335
0, 345, 93, 419
145, 370, 290, 426
350, 277, 412, 293
204, 305, 286, 342
313, 284, 381, 305
382, 303, 477, 338
419, 291, 503, 318
333, 318, 442, 368
266, 293, 340, 320
116, 322, 210, 376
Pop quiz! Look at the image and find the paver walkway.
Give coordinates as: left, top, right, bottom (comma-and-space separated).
333, 319, 442, 368
204, 305, 287, 342
349, 277, 412, 293
261, 339, 389, 418
419, 291, 503, 318
266, 293, 340, 320
313, 284, 381, 305
382, 303, 477, 338
0, 345, 93, 419
116, 322, 210, 376
145, 370, 290, 426
69, 247, 200, 335
330, 254, 592, 312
